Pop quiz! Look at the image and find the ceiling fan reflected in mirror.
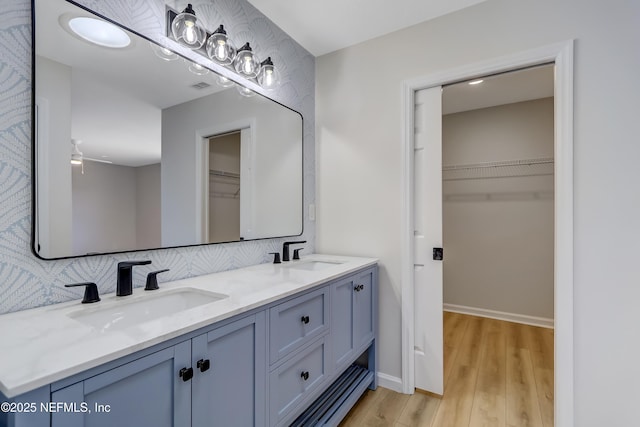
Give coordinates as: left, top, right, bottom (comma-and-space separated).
71, 139, 113, 174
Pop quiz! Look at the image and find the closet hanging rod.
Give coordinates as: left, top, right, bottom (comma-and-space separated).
442, 157, 554, 172
209, 169, 240, 179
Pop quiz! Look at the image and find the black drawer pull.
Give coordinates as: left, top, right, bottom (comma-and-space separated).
179, 367, 193, 382
197, 359, 210, 372
301, 315, 310, 324
301, 371, 309, 381
354, 284, 364, 292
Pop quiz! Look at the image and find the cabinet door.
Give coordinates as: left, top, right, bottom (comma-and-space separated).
331, 268, 376, 371
353, 269, 375, 349
331, 276, 355, 370
51, 341, 191, 427
191, 313, 266, 427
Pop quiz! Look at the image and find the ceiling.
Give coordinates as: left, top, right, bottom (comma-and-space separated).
442, 64, 555, 115
246, 0, 488, 56
37, 0, 228, 166
36, 0, 551, 167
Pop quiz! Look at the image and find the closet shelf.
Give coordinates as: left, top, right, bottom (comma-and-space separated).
209, 169, 240, 180
443, 157, 554, 181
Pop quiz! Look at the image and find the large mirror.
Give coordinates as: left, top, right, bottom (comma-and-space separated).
33, 0, 303, 259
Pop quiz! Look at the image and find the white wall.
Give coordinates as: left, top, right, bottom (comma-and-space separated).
162, 89, 302, 246
443, 98, 554, 319
135, 163, 161, 249
72, 161, 137, 254
316, 0, 640, 424
34, 56, 72, 257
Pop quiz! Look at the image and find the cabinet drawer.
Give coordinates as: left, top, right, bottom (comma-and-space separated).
269, 337, 328, 426
269, 287, 329, 364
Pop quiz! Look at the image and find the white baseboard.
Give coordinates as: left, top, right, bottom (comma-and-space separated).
443, 303, 554, 329
377, 372, 404, 393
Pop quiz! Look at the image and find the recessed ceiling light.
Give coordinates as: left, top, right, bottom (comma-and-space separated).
468, 79, 484, 85
68, 17, 131, 48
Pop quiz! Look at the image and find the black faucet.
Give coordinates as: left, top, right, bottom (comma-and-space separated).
282, 241, 306, 262
117, 260, 151, 296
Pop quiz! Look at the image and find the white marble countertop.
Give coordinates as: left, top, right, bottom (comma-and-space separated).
0, 254, 377, 398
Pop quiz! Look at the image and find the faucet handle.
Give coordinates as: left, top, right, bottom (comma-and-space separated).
65, 282, 100, 304
145, 269, 170, 291
269, 252, 281, 264
293, 248, 304, 260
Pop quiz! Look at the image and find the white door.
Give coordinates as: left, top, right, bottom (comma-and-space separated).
413, 87, 443, 394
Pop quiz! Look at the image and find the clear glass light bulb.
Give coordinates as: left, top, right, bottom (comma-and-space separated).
215, 41, 226, 60
184, 21, 196, 44
243, 56, 253, 74
257, 57, 279, 90
264, 69, 274, 86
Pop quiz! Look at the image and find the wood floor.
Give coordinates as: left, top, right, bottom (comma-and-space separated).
340, 312, 554, 427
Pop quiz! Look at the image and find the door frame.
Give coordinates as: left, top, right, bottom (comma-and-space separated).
400, 40, 574, 426
195, 119, 256, 243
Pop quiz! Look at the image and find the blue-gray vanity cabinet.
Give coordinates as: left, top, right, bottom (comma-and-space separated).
273, 265, 378, 426
51, 342, 192, 427
1, 262, 377, 427
49, 312, 265, 427
331, 268, 375, 372
191, 313, 266, 427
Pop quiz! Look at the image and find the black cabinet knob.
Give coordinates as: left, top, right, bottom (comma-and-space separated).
300, 371, 309, 381
197, 359, 210, 372
354, 284, 364, 292
301, 315, 310, 324
179, 367, 193, 382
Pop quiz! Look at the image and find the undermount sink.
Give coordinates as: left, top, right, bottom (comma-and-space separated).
67, 288, 228, 332
285, 260, 344, 271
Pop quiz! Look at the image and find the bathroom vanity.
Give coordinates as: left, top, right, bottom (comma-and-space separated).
0, 255, 377, 427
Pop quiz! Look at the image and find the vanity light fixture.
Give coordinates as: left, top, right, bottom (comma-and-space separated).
170, 3, 207, 49
188, 61, 210, 76
68, 17, 131, 48
216, 75, 235, 88
257, 57, 279, 91
206, 25, 235, 65
149, 42, 179, 61
237, 85, 256, 97
166, 5, 280, 90
233, 43, 260, 78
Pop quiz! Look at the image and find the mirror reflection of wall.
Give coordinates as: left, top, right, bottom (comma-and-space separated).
208, 132, 241, 243
72, 161, 161, 254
